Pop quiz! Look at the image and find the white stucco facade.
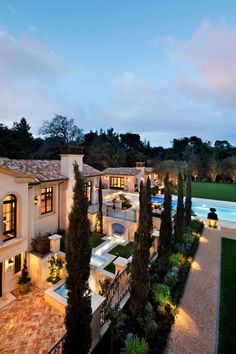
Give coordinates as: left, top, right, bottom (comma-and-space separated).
0, 151, 101, 298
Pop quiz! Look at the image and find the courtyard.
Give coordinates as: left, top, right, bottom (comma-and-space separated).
0, 287, 65, 354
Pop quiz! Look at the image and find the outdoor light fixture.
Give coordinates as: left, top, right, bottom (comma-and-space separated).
34, 196, 39, 205
8, 258, 14, 269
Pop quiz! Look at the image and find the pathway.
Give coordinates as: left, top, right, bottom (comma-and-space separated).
0, 287, 65, 354
166, 226, 236, 354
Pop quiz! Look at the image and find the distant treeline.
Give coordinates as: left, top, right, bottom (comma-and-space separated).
0, 115, 236, 181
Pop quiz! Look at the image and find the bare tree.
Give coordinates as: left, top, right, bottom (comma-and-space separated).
39, 114, 83, 144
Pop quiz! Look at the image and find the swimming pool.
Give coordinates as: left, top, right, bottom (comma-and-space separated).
151, 196, 236, 223
55, 283, 68, 298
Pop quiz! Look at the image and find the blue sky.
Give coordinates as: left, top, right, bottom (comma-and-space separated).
0, 1, 236, 146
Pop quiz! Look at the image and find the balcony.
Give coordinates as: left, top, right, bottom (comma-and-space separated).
105, 205, 137, 223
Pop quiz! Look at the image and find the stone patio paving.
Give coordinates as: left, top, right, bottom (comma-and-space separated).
0, 286, 65, 354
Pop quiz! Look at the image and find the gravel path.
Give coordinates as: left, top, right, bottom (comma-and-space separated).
166, 226, 236, 354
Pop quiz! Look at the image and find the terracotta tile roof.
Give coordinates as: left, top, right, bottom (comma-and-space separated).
0, 158, 102, 184
145, 167, 154, 173
103, 167, 140, 176
83, 163, 103, 178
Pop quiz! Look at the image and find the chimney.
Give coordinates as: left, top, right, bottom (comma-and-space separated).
60, 145, 85, 227
60, 145, 84, 178
136, 161, 145, 178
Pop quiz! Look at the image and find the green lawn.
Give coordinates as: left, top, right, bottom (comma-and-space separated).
109, 242, 134, 259
104, 261, 116, 274
191, 182, 236, 202
218, 237, 236, 354
90, 233, 105, 248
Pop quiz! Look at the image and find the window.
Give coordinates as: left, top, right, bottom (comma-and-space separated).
40, 187, 53, 214
85, 181, 92, 205
110, 177, 125, 189
14, 254, 21, 273
3, 195, 16, 242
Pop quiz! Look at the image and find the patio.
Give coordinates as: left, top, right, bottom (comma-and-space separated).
0, 287, 65, 354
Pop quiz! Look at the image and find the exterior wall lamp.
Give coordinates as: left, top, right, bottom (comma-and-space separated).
34, 196, 39, 205
8, 258, 14, 269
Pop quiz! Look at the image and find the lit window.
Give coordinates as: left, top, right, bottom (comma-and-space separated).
41, 187, 53, 214
3, 195, 16, 242
110, 177, 125, 189
85, 181, 92, 205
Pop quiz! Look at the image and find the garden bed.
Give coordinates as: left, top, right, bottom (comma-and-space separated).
108, 242, 134, 259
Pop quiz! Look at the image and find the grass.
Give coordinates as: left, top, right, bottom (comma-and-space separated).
90, 233, 105, 248
109, 242, 134, 259
104, 261, 116, 274
191, 182, 236, 202
218, 237, 236, 354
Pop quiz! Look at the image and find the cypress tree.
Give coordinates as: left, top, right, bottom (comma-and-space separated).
146, 177, 153, 237
63, 162, 92, 354
130, 180, 152, 320
174, 170, 184, 244
96, 177, 103, 234
185, 167, 192, 226
158, 174, 172, 262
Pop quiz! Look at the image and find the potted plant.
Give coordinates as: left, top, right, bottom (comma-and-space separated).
47, 254, 64, 284
32, 234, 51, 255
18, 258, 31, 294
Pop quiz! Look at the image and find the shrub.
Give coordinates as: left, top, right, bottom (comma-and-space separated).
47, 254, 64, 284
169, 253, 184, 268
153, 283, 171, 307
183, 233, 193, 244
190, 219, 204, 234
32, 234, 50, 255
18, 258, 31, 285
164, 270, 179, 287
137, 302, 158, 339
121, 336, 149, 354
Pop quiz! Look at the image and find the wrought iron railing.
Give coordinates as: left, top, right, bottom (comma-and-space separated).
48, 334, 66, 354
100, 265, 130, 326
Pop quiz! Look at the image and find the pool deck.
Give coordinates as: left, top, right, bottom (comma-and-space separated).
165, 226, 236, 354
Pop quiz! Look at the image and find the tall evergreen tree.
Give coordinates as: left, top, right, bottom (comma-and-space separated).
95, 177, 103, 234
130, 180, 152, 320
174, 170, 184, 244
63, 162, 92, 354
185, 167, 192, 226
146, 177, 153, 235
158, 174, 172, 260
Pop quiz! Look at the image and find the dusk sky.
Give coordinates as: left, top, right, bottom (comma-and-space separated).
0, 0, 236, 147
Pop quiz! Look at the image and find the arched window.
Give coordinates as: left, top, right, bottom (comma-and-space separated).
3, 195, 16, 242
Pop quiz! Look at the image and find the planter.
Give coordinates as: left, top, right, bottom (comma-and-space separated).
19, 282, 30, 294
32, 235, 50, 255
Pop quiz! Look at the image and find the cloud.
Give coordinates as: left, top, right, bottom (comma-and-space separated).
89, 71, 218, 141
0, 31, 69, 82
170, 19, 236, 109
0, 29, 77, 130
90, 20, 236, 146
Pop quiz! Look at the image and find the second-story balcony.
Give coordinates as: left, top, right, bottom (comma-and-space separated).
105, 205, 137, 223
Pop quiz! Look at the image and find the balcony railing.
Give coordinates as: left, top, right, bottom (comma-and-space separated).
105, 206, 137, 222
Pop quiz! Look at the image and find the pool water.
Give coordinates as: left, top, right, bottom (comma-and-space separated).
90, 253, 106, 267
151, 197, 236, 222
55, 283, 68, 298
